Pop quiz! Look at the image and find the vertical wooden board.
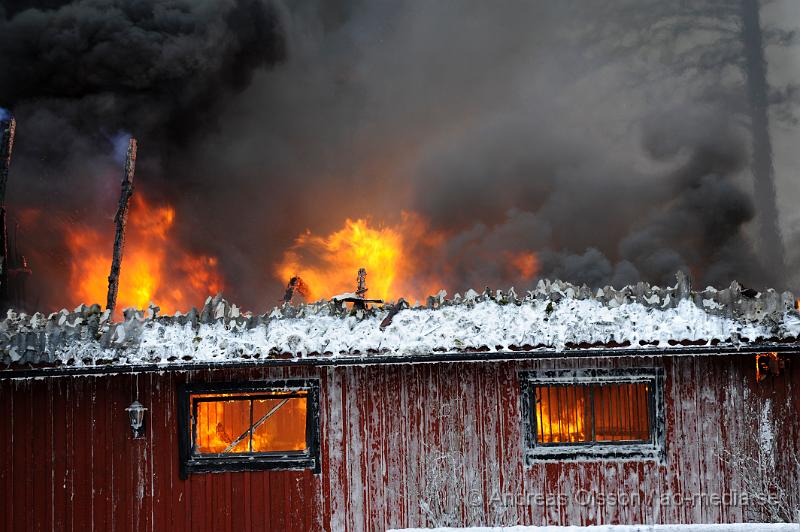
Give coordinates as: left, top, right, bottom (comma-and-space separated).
674, 357, 701, 523
285, 471, 306, 531
29, 378, 49, 531
698, 357, 724, 523
645, 358, 667, 526
472, 363, 490, 523
407, 363, 421, 528
165, 374, 186, 532
131, 373, 153, 530
149, 375, 164, 532
595, 457, 620, 525
771, 354, 796, 513
89, 377, 108, 532
230, 471, 247, 532
71, 376, 92, 531
453, 362, 478, 526
261, 468, 272, 532
345, 366, 367, 531
65, 378, 78, 531
224, 472, 233, 532
660, 357, 683, 524
478, 362, 502, 524
51, 378, 67, 532
249, 469, 265, 532
789, 357, 800, 514
0, 381, 11, 532
268, 472, 287, 530
322, 367, 342, 530
303, 468, 319, 532
111, 376, 129, 532
461, 364, 484, 525
21, 379, 34, 531
207, 449, 223, 527
401, 363, 422, 529
230, 472, 251, 532
581, 460, 602, 526
419, 361, 443, 528
189, 472, 207, 532
10, 380, 28, 532
383, 364, 406, 530
47, 378, 59, 532
22, 379, 35, 532
375, 365, 390, 532
717, 360, 737, 522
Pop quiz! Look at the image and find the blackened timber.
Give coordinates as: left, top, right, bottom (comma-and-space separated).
106, 138, 137, 315
282, 276, 308, 304
0, 117, 16, 306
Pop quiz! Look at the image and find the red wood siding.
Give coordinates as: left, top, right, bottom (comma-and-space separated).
0, 354, 798, 531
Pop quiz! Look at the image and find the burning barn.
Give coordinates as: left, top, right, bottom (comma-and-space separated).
1, 3, 800, 530
1, 273, 799, 530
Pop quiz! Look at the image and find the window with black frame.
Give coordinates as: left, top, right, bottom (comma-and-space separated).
177, 380, 320, 477
522, 368, 664, 461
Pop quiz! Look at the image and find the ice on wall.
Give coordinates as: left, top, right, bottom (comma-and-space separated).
390, 524, 800, 532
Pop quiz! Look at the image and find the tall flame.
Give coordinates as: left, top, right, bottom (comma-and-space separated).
275, 212, 446, 302
276, 212, 542, 302
66, 195, 222, 314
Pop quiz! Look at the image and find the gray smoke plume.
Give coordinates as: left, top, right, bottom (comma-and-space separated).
0, 0, 795, 312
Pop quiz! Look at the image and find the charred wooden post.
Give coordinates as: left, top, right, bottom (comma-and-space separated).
331, 268, 382, 313
7, 221, 32, 308
282, 276, 308, 304
106, 138, 137, 315
356, 267, 367, 298
0, 116, 16, 307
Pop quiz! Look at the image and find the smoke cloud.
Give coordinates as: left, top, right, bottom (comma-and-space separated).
0, 1, 794, 312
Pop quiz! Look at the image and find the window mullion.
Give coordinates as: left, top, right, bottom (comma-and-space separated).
249, 399, 254, 453
589, 385, 596, 443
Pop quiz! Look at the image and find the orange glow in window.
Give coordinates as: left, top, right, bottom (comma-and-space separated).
192, 392, 308, 454
535, 383, 650, 444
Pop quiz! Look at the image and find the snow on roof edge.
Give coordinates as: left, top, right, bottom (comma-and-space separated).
2, 273, 799, 368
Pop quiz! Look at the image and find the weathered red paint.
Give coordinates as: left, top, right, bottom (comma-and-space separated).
0, 354, 798, 531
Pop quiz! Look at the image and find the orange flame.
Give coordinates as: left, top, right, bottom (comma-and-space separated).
509, 251, 540, 280
66, 195, 222, 315
275, 212, 446, 302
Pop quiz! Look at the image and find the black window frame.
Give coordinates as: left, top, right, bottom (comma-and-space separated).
177, 379, 321, 478
521, 368, 665, 462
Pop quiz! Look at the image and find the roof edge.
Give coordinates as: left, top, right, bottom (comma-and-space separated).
2, 343, 798, 380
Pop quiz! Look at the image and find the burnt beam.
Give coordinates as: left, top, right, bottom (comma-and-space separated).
0, 116, 16, 307
106, 138, 137, 315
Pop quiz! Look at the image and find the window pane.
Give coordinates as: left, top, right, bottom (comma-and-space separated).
192, 391, 309, 454
594, 383, 650, 442
195, 399, 252, 454
252, 395, 308, 452
535, 385, 589, 443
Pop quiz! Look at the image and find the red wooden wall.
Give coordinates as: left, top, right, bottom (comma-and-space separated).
0, 354, 798, 531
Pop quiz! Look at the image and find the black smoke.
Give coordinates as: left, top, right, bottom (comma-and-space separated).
0, 1, 793, 312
